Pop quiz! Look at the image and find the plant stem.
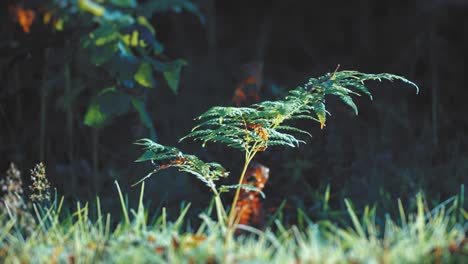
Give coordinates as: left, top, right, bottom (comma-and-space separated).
39, 49, 50, 162
92, 128, 100, 194
207, 185, 226, 224
14, 63, 22, 142
64, 64, 76, 191
224, 149, 258, 246
214, 192, 226, 224
226, 150, 257, 227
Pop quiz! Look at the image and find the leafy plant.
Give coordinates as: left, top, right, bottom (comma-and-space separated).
31, 0, 201, 138
4, 0, 202, 193
136, 67, 419, 237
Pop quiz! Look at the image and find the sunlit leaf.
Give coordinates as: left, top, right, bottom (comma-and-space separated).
78, 0, 105, 17
137, 16, 155, 34
84, 102, 106, 127
55, 19, 64, 31
316, 102, 326, 129
339, 95, 358, 115
120, 24, 163, 53
83, 87, 131, 127
134, 62, 155, 88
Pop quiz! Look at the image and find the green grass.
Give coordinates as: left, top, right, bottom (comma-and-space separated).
0, 183, 466, 263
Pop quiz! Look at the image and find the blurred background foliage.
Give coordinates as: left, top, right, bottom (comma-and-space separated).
0, 0, 467, 224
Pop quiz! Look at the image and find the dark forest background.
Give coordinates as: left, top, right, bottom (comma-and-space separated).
1, 0, 467, 223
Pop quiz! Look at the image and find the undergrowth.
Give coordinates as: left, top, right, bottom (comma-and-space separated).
0, 179, 466, 263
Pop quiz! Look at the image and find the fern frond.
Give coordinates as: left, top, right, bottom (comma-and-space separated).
196, 106, 258, 120
184, 69, 417, 153
338, 95, 359, 115
265, 129, 304, 147
335, 71, 419, 93
220, 184, 266, 199
276, 126, 313, 138
134, 139, 228, 190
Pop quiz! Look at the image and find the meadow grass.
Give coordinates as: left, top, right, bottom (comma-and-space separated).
0, 182, 466, 263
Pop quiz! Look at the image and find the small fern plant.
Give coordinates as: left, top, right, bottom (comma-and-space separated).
135, 67, 418, 233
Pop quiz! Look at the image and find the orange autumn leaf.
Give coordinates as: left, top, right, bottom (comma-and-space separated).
170, 156, 187, 165
247, 123, 268, 141
317, 112, 326, 130
11, 6, 35, 33
235, 163, 269, 230
247, 89, 261, 102
247, 123, 262, 130
232, 62, 263, 106
232, 84, 247, 106
158, 164, 171, 170
245, 76, 257, 85
256, 127, 268, 141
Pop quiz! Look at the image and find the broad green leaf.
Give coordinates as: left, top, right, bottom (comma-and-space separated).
131, 98, 157, 140
82, 24, 120, 66
137, 16, 155, 34
96, 88, 131, 116
84, 102, 107, 127
163, 59, 187, 94
88, 42, 118, 66
134, 62, 155, 88
55, 19, 64, 31
105, 52, 138, 84
84, 87, 131, 127
92, 25, 120, 46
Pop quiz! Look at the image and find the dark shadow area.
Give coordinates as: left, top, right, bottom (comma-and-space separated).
1, 0, 467, 224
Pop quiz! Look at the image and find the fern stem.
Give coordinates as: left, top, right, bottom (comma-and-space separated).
214, 193, 226, 224
226, 150, 257, 227
208, 185, 226, 224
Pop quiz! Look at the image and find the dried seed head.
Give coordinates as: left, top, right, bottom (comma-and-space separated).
1, 163, 25, 214
29, 162, 51, 202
